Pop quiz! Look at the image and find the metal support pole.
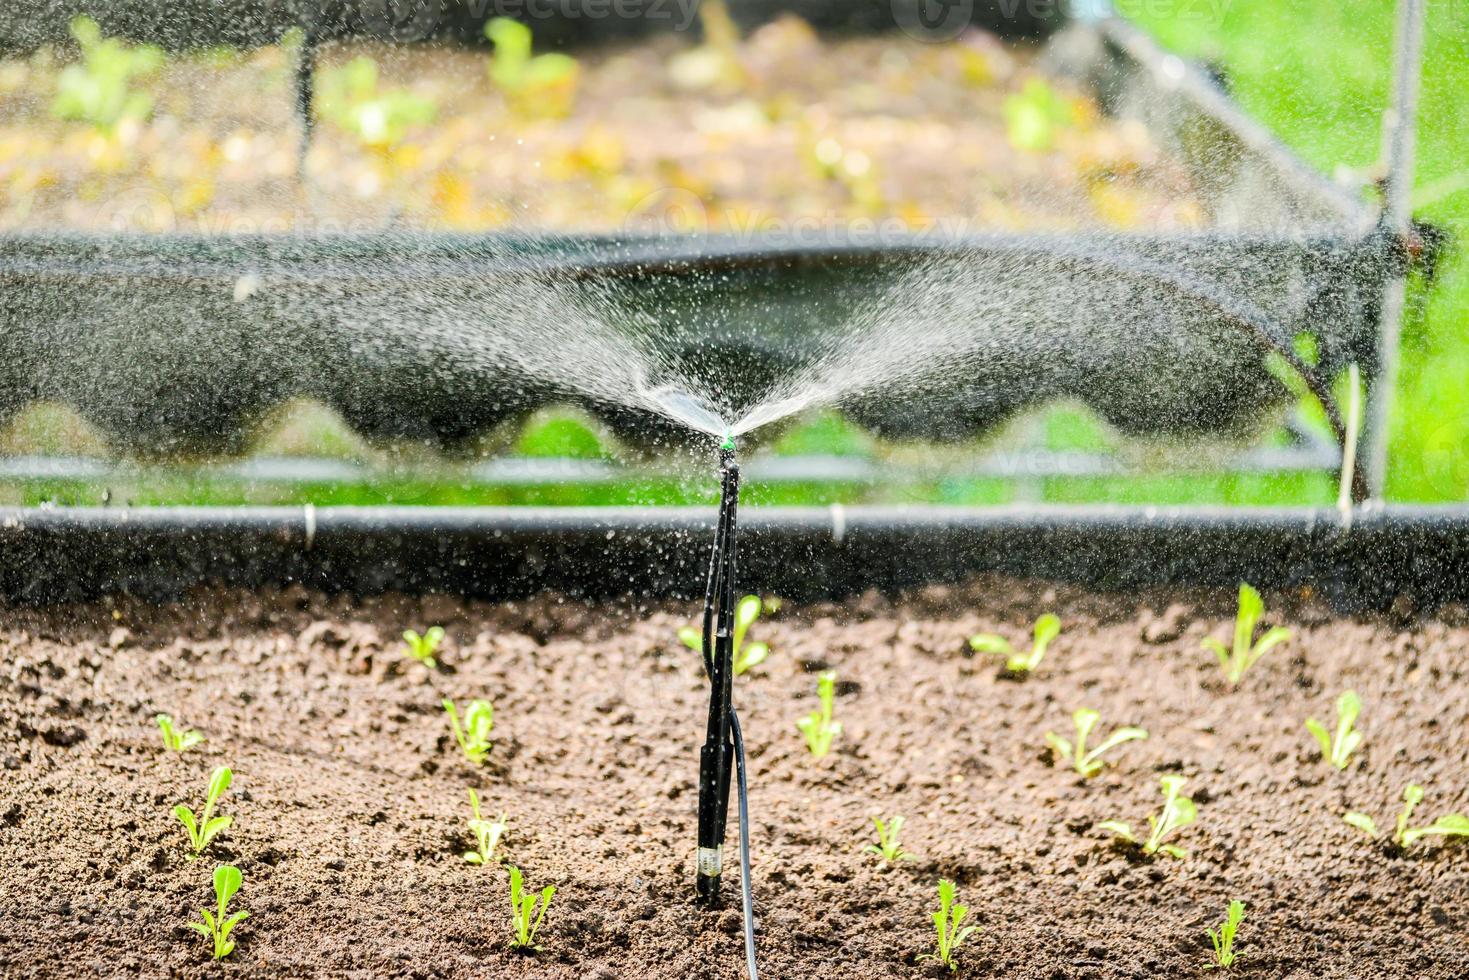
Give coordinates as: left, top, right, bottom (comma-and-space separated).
294, 17, 319, 172
1365, 0, 1427, 498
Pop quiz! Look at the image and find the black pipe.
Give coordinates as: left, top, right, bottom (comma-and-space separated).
7, 504, 1469, 612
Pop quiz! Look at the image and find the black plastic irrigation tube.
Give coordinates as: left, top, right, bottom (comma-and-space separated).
5, 504, 1469, 612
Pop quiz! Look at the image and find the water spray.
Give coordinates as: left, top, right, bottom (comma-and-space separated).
695, 430, 758, 979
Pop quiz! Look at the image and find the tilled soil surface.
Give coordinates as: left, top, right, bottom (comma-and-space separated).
2, 577, 1468, 978
3, 25, 1201, 235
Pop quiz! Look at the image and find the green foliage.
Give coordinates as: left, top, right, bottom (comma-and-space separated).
1305, 690, 1363, 770
796, 670, 842, 758
917, 878, 977, 971
1205, 899, 1246, 970
1045, 708, 1147, 778
173, 766, 233, 859
1344, 784, 1469, 849
1003, 78, 1074, 151
863, 814, 914, 863
1202, 584, 1290, 685
679, 594, 770, 675
463, 788, 508, 866
484, 18, 580, 117
507, 865, 555, 951
970, 613, 1060, 674
1131, 1, 1469, 506
1099, 775, 1197, 859
443, 699, 494, 765
769, 410, 874, 457
318, 55, 436, 149
51, 15, 164, 129
513, 414, 606, 459
188, 865, 248, 960
155, 713, 204, 753
402, 626, 444, 669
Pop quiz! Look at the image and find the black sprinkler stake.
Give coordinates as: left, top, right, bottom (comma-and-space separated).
696, 441, 739, 905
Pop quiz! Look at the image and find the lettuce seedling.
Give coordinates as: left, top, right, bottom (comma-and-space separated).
1045, 708, 1147, 778
443, 698, 494, 764
156, 713, 204, 753
484, 18, 580, 118
970, 613, 1060, 674
188, 864, 248, 961
679, 594, 769, 675
1099, 775, 1197, 859
174, 766, 233, 859
863, 814, 914, 863
317, 55, 436, 149
463, 788, 508, 866
51, 15, 164, 130
917, 878, 977, 972
796, 670, 842, 758
403, 626, 444, 669
1202, 584, 1290, 685
1206, 899, 1245, 970
507, 865, 556, 951
1305, 690, 1363, 770
1344, 784, 1469, 849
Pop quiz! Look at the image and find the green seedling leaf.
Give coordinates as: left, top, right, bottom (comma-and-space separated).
971, 613, 1060, 673
1205, 899, 1246, 969
507, 865, 556, 951
443, 698, 494, 764
1101, 776, 1195, 859
190, 864, 247, 960
966, 634, 1012, 656
51, 15, 164, 130
862, 814, 914, 863
796, 670, 842, 758
1203, 583, 1289, 686
485, 17, 580, 117
916, 878, 977, 971
1343, 783, 1468, 849
1004, 77, 1075, 152
1401, 814, 1469, 848
1305, 690, 1363, 769
1045, 707, 1147, 777
402, 626, 444, 669
174, 766, 233, 858
463, 788, 509, 866
679, 595, 771, 675
317, 55, 437, 149
155, 714, 205, 753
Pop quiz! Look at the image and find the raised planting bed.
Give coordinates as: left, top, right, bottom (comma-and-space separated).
0, 11, 1412, 461
2, 576, 1468, 977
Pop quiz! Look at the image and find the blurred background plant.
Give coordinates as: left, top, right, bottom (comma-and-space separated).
1004, 77, 1076, 152
49, 15, 162, 130
484, 17, 579, 118
317, 54, 437, 151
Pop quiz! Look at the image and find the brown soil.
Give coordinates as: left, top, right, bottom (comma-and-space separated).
1, 23, 1201, 234
2, 577, 1468, 978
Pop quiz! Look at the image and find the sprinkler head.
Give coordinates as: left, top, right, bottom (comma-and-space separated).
719, 432, 735, 453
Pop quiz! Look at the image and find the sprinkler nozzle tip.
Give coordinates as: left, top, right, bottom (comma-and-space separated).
719, 432, 736, 452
